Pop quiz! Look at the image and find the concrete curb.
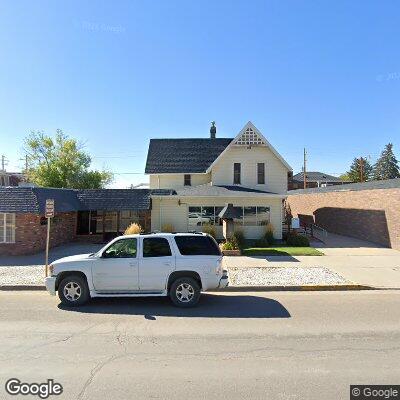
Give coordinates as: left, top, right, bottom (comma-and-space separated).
0, 284, 378, 292
0, 285, 46, 291
217, 284, 376, 292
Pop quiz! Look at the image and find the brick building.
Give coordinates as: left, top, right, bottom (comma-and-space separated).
0, 187, 165, 255
286, 178, 400, 250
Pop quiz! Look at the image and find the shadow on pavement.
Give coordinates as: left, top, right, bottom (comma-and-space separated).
241, 255, 300, 262
58, 293, 291, 319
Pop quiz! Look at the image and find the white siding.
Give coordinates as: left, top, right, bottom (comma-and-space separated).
149, 173, 211, 189
151, 196, 283, 239
211, 146, 288, 194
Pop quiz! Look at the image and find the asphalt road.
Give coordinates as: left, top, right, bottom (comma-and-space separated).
1, 290, 399, 400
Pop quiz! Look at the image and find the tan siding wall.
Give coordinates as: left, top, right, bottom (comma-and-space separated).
151, 196, 283, 239
211, 146, 288, 194
149, 173, 211, 189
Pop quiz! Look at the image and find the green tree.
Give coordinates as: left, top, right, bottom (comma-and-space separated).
24, 129, 113, 189
373, 143, 400, 180
338, 173, 352, 182
347, 157, 373, 182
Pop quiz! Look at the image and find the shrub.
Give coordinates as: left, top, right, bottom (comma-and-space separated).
263, 222, 274, 245
161, 223, 175, 233
219, 240, 239, 250
286, 232, 310, 247
232, 230, 245, 248
124, 223, 142, 235
202, 223, 217, 238
255, 238, 270, 247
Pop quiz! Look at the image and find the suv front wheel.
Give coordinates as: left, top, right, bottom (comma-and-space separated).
58, 275, 90, 307
169, 277, 201, 308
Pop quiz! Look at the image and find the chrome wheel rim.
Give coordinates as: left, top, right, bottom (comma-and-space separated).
176, 283, 194, 303
63, 281, 82, 302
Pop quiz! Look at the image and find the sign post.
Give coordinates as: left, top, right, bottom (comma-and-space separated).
45, 199, 55, 277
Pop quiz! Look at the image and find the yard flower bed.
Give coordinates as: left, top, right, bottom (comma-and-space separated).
241, 247, 324, 256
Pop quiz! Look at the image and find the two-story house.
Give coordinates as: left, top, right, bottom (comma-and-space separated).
146, 121, 292, 239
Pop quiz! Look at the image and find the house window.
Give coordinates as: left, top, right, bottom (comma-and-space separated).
184, 174, 191, 186
233, 163, 241, 184
187, 206, 270, 228
257, 163, 265, 184
188, 206, 223, 229
0, 213, 16, 243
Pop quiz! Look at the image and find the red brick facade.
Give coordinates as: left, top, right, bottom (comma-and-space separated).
0, 212, 77, 256
287, 188, 400, 250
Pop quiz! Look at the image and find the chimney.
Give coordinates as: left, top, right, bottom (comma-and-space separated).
210, 121, 216, 139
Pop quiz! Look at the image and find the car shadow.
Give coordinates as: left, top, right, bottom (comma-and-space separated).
242, 255, 300, 262
58, 294, 290, 319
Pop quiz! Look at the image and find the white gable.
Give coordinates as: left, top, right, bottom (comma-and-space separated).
233, 125, 266, 146
207, 121, 292, 172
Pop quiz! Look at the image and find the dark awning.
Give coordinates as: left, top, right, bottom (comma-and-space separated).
218, 203, 242, 219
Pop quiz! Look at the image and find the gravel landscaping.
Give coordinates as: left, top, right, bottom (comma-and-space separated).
227, 266, 349, 286
0, 265, 349, 288
0, 266, 44, 286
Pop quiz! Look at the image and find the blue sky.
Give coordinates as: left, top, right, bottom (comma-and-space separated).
0, 0, 399, 187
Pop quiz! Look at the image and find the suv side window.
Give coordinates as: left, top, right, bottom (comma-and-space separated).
103, 238, 137, 258
175, 236, 221, 256
142, 238, 172, 258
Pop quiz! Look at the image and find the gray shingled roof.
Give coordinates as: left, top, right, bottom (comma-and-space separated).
153, 184, 280, 197
0, 187, 39, 213
145, 138, 233, 174
293, 171, 343, 183
0, 187, 172, 213
76, 189, 152, 211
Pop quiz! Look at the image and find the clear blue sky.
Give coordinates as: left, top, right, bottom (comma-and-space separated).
0, 0, 399, 187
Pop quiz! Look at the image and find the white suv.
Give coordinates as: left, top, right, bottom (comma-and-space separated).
45, 233, 229, 308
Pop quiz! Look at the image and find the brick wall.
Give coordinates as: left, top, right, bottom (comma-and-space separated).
0, 212, 77, 256
287, 188, 400, 250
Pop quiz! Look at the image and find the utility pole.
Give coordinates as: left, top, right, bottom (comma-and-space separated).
359, 157, 364, 182
303, 148, 307, 189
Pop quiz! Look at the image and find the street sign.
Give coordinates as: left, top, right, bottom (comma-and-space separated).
45, 199, 55, 218
45, 199, 54, 277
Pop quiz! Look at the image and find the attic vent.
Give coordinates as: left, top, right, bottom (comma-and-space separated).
234, 127, 264, 146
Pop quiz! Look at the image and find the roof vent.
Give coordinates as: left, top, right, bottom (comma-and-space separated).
210, 121, 216, 139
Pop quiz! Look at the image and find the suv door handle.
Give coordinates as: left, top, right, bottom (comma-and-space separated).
163, 262, 171, 266
129, 262, 137, 267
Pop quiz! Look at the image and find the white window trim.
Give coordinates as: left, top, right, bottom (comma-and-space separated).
0, 213, 16, 244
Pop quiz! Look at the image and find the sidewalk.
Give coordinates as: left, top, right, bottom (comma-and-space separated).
224, 233, 400, 289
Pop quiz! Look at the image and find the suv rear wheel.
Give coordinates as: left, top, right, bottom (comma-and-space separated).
169, 277, 201, 308
58, 275, 89, 307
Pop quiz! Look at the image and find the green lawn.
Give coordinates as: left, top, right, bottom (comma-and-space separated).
242, 247, 324, 256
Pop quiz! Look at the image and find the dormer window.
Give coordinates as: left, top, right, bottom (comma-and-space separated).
233, 163, 241, 184
184, 174, 191, 186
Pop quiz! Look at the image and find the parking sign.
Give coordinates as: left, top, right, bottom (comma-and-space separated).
45, 199, 55, 218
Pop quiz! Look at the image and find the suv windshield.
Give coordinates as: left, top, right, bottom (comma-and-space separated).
175, 236, 221, 256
